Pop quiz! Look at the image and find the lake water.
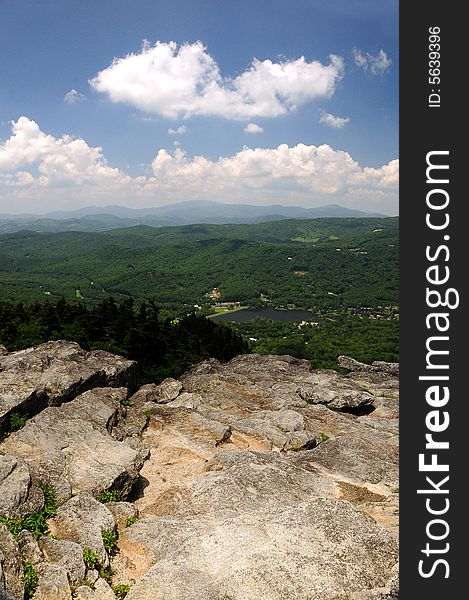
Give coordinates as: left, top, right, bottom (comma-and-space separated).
211, 308, 320, 323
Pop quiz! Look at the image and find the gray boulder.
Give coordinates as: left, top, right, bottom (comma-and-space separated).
165, 392, 203, 410
105, 502, 138, 532
93, 578, 117, 600
74, 581, 118, 600
125, 499, 397, 600
309, 431, 399, 487
74, 587, 100, 600
337, 355, 372, 371
39, 537, 86, 586
129, 378, 182, 405
128, 384, 160, 405
48, 493, 115, 567
1, 388, 148, 502
337, 356, 399, 377
0, 341, 137, 433
0, 524, 23, 600
32, 562, 72, 600
17, 530, 43, 565
0, 454, 44, 518
297, 382, 374, 410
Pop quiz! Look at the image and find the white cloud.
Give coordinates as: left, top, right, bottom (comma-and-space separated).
244, 123, 264, 134
0, 117, 398, 215
0, 170, 35, 187
353, 49, 391, 75
353, 50, 368, 70
150, 144, 398, 198
350, 159, 399, 188
319, 112, 350, 129
168, 125, 188, 135
90, 40, 344, 120
0, 116, 130, 188
64, 89, 87, 104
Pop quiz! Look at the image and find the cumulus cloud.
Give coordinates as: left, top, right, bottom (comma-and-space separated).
0, 116, 130, 188
353, 49, 391, 75
64, 89, 87, 104
350, 159, 399, 188
150, 144, 398, 198
244, 123, 264, 134
319, 112, 350, 129
168, 125, 188, 135
0, 117, 398, 214
89, 40, 344, 120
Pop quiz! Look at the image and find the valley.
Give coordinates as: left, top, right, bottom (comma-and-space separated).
0, 217, 399, 370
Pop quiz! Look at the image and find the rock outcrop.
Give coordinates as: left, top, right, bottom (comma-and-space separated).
0, 454, 44, 518
1, 387, 148, 503
0, 342, 399, 600
0, 524, 24, 600
0, 341, 137, 434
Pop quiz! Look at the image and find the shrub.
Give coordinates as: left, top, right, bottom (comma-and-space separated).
98, 489, 121, 503
23, 562, 39, 600
9, 411, 29, 431
0, 514, 23, 538
0, 482, 57, 539
83, 548, 100, 570
126, 516, 139, 527
102, 530, 119, 556
99, 566, 113, 583
40, 482, 58, 518
113, 584, 131, 599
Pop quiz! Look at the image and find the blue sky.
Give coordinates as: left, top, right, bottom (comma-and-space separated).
0, 0, 398, 214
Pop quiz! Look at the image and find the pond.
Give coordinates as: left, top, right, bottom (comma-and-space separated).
210, 307, 320, 323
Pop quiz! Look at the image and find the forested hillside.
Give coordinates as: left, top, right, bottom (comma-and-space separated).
0, 217, 399, 370
0, 298, 248, 382
0, 217, 398, 312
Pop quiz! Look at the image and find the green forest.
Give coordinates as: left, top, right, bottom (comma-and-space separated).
0, 298, 248, 383
0, 217, 398, 314
0, 217, 399, 372
229, 315, 399, 368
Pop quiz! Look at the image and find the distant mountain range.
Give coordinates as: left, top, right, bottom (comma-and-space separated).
0, 201, 387, 233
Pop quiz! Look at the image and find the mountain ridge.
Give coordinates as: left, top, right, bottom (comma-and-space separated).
0, 201, 389, 233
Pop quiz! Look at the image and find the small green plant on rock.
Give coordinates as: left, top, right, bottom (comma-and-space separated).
23, 562, 39, 600
83, 548, 100, 571
120, 398, 134, 407
9, 411, 29, 431
126, 516, 139, 527
102, 530, 119, 556
98, 489, 121, 503
0, 482, 57, 539
99, 565, 113, 583
1, 412, 29, 439
113, 583, 131, 599
319, 432, 330, 442
0, 514, 23, 538
40, 482, 58, 518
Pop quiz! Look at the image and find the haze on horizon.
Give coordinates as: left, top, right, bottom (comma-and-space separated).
0, 1, 398, 216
